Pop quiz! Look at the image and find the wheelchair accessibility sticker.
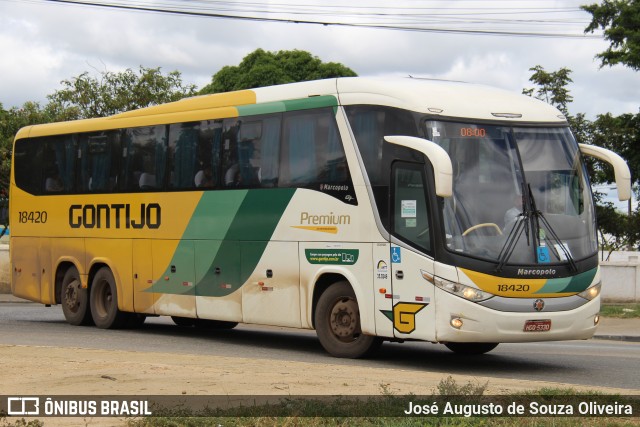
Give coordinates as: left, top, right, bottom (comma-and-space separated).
537, 246, 550, 264
391, 247, 401, 263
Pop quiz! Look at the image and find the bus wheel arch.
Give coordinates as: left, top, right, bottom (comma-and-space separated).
89, 265, 129, 329
313, 279, 382, 358
58, 262, 92, 326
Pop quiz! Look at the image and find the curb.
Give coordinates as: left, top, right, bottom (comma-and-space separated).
592, 335, 640, 343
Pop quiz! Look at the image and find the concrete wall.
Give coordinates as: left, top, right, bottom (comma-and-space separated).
600, 252, 640, 302
0, 242, 637, 301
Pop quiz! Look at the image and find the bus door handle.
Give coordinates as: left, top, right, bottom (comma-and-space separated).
215, 267, 221, 275
395, 270, 404, 279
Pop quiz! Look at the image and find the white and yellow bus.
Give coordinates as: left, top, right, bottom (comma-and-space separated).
10, 77, 631, 358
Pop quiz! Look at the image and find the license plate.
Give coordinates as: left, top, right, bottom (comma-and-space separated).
523, 319, 551, 332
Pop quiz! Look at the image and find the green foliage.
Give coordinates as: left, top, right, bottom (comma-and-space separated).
199, 49, 357, 94
583, 0, 640, 70
522, 65, 573, 116
0, 67, 196, 201
47, 66, 197, 119
523, 65, 640, 252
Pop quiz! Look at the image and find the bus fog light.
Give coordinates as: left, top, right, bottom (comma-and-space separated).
594, 314, 600, 325
450, 318, 463, 329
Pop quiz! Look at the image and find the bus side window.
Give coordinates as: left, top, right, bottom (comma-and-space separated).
222, 114, 281, 189
77, 131, 119, 193
280, 108, 349, 189
168, 122, 199, 189
14, 138, 43, 195
43, 135, 76, 193
122, 125, 167, 192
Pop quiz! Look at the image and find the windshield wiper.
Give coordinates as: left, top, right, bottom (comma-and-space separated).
496, 185, 531, 273
496, 184, 577, 273
528, 184, 577, 272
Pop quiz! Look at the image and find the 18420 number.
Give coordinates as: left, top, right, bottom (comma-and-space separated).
18, 211, 48, 224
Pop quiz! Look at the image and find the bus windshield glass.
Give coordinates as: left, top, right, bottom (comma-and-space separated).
426, 121, 597, 265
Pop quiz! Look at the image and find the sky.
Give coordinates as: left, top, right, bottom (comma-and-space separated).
1, 0, 639, 119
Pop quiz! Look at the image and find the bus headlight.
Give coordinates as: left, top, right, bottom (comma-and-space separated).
578, 282, 601, 301
433, 277, 494, 302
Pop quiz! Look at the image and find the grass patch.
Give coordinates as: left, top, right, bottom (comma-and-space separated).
123, 377, 639, 427
600, 303, 640, 318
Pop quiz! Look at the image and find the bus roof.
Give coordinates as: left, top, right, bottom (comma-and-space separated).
16, 77, 566, 139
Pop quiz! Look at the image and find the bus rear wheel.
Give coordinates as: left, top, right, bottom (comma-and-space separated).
90, 267, 129, 329
60, 266, 92, 326
444, 342, 498, 355
314, 281, 382, 358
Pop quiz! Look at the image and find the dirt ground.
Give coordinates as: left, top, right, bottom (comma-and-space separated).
1, 344, 638, 427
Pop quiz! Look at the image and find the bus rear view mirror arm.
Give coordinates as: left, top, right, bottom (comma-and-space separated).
579, 143, 631, 201
384, 135, 453, 198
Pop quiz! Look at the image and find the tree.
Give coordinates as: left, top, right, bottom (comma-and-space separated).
523, 65, 640, 251
47, 66, 197, 119
0, 66, 197, 210
200, 49, 357, 94
583, 0, 640, 70
522, 65, 574, 116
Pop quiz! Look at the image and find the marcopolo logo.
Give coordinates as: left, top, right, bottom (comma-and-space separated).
69, 203, 161, 229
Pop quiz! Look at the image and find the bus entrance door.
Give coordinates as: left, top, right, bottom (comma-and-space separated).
389, 245, 436, 341
389, 161, 437, 342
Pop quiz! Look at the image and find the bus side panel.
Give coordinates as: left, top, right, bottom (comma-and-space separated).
85, 238, 134, 312
241, 241, 301, 328
152, 239, 196, 317
195, 240, 242, 322
389, 247, 436, 342
50, 238, 87, 288
132, 239, 155, 314
10, 237, 41, 303
300, 242, 376, 335
38, 238, 54, 305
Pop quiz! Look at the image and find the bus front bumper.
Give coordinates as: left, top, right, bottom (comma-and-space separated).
434, 288, 600, 343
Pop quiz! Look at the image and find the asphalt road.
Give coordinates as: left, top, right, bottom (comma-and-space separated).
1, 302, 639, 391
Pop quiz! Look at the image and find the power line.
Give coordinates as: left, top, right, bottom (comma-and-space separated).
36, 0, 601, 39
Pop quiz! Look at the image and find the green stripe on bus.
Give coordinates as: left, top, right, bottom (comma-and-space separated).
236, 95, 337, 117
196, 188, 296, 297
147, 188, 296, 297
535, 268, 596, 294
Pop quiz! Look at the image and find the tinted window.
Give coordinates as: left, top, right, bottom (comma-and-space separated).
122, 125, 167, 191
14, 138, 43, 195
168, 120, 224, 190
221, 114, 282, 188
77, 131, 120, 193
280, 108, 348, 187
43, 135, 76, 193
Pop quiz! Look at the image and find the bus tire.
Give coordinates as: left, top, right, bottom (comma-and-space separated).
60, 266, 93, 326
195, 319, 238, 330
314, 281, 382, 358
171, 316, 196, 327
444, 342, 498, 355
90, 267, 129, 329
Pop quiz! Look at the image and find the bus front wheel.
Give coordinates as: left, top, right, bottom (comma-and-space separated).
61, 266, 92, 326
314, 281, 382, 358
444, 342, 498, 355
90, 267, 129, 329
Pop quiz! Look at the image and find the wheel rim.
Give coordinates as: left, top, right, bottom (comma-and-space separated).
329, 296, 361, 342
63, 279, 81, 314
95, 280, 112, 319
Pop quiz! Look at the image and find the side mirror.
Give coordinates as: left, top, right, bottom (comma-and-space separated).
579, 143, 631, 201
384, 135, 453, 197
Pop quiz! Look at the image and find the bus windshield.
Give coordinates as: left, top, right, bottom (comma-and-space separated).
426, 121, 597, 265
